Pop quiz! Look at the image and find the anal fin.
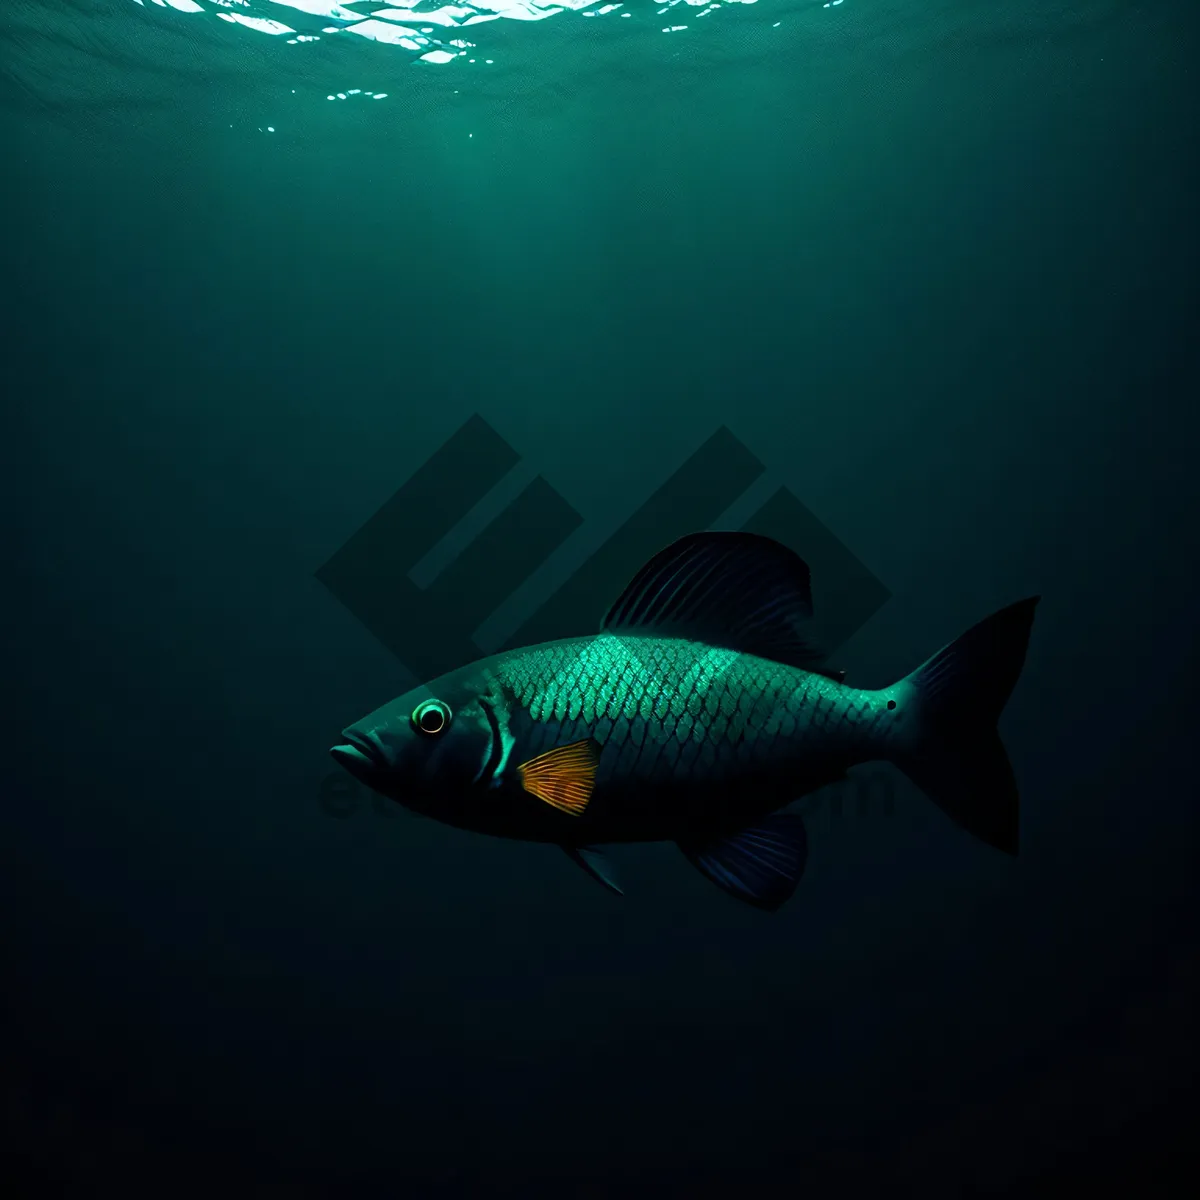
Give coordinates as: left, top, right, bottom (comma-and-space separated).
678, 813, 808, 912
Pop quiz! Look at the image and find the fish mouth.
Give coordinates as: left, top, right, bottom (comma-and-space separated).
330, 730, 384, 776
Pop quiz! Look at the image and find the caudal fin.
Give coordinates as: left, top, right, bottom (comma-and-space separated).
893, 597, 1039, 856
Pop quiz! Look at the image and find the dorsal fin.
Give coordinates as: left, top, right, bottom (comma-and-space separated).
600, 532, 841, 676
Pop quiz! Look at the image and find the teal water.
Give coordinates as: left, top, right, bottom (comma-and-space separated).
2, 1, 1197, 1196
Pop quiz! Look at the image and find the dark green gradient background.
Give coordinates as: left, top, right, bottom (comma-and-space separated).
2, 1, 1196, 1194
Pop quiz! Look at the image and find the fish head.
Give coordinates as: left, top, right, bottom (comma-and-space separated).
330, 666, 505, 819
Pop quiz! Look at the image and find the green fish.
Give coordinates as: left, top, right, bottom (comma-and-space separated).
331, 532, 1038, 911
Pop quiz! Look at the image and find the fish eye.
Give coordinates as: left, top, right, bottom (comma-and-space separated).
411, 699, 452, 736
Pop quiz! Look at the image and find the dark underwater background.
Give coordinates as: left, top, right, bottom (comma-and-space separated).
2, 0, 1197, 1195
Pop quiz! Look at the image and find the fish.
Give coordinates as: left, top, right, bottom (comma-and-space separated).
331, 532, 1038, 911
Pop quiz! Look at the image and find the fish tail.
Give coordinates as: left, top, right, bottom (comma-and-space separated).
890, 597, 1039, 855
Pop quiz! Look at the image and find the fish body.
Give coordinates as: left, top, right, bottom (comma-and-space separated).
444, 634, 889, 844
332, 532, 1038, 910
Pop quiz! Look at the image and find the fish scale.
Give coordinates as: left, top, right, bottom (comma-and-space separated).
494, 632, 873, 789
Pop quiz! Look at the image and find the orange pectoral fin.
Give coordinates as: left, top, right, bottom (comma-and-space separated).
517, 739, 601, 816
